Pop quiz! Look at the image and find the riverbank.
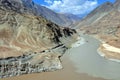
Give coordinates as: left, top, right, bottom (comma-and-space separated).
1, 50, 107, 80
67, 34, 120, 80
71, 35, 85, 48
2, 34, 120, 80
89, 34, 120, 62
97, 43, 120, 62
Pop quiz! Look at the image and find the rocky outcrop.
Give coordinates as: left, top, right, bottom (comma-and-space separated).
0, 0, 78, 78
0, 44, 68, 78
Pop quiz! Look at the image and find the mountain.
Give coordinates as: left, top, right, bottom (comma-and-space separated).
77, 1, 120, 60
76, 2, 114, 28
114, 0, 120, 10
21, 0, 81, 27
59, 13, 81, 23
80, 10, 120, 59
0, 0, 78, 78
58, 13, 81, 27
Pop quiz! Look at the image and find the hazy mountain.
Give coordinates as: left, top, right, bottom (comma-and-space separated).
21, 0, 81, 27
114, 0, 120, 10
58, 13, 81, 27
0, 0, 78, 78
76, 2, 114, 28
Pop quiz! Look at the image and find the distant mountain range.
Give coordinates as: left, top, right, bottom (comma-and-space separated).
22, 0, 81, 27
76, 2, 114, 28
76, 0, 120, 28
114, 0, 120, 10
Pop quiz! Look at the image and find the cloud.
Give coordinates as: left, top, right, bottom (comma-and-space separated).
44, 0, 53, 4
43, 0, 98, 15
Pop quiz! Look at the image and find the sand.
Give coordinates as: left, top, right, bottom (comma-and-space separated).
98, 42, 120, 62
98, 48, 120, 62
102, 43, 120, 53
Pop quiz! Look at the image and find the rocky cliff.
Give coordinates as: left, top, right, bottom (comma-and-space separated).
0, 0, 78, 78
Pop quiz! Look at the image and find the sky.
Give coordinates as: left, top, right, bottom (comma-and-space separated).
32, 0, 116, 16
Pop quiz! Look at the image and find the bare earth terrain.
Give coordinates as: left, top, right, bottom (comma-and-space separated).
0, 0, 78, 78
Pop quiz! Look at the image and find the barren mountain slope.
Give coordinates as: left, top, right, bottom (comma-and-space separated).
22, 0, 81, 27
114, 0, 120, 10
0, 0, 78, 78
76, 2, 114, 28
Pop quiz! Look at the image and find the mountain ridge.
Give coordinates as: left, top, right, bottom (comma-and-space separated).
24, 0, 81, 27
76, 1, 114, 28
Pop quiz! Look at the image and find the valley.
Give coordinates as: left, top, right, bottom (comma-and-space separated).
0, 0, 120, 80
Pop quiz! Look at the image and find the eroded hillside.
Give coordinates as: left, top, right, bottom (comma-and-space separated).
0, 0, 78, 78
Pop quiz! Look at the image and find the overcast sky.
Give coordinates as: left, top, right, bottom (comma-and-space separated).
32, 0, 116, 16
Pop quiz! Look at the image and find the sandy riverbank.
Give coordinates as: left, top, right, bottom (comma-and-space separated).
98, 42, 120, 62
90, 34, 120, 62
102, 43, 120, 53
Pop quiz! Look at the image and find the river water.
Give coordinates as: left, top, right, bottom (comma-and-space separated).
1, 35, 120, 80
68, 35, 120, 80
